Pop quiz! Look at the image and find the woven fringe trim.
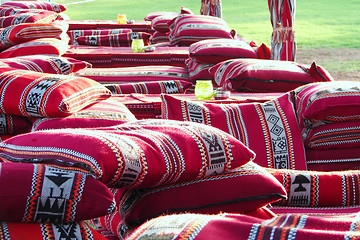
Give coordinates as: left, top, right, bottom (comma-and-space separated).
272, 27, 295, 43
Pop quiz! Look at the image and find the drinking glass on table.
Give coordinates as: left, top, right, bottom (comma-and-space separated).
131, 39, 145, 53
117, 14, 127, 24
195, 80, 213, 100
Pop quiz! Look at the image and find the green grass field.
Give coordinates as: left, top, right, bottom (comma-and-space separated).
55, 0, 359, 79
57, 0, 359, 49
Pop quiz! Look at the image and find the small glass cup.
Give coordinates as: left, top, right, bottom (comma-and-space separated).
131, 39, 145, 53
117, 14, 127, 24
195, 80, 213, 100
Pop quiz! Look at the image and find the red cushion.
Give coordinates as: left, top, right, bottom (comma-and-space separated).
0, 162, 115, 222
161, 93, 307, 170
117, 162, 286, 227
0, 22, 68, 50
268, 168, 360, 207
0, 55, 90, 74
0, 68, 111, 117
151, 15, 177, 33
150, 31, 169, 44
209, 58, 334, 92
67, 28, 132, 45
0, 113, 31, 135
31, 98, 137, 131
185, 57, 215, 82
144, 11, 178, 21
189, 38, 258, 64
0, 38, 69, 58
0, 221, 106, 239
75, 32, 151, 47
0, 119, 255, 189
75, 65, 190, 84
294, 81, 360, 128
302, 121, 360, 150
168, 15, 235, 46
105, 80, 193, 94
306, 147, 360, 171
0, 10, 59, 28
1, 1, 66, 13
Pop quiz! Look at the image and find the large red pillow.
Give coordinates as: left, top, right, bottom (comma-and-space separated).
151, 15, 177, 33
0, 119, 255, 189
105, 80, 193, 94
0, 22, 68, 50
168, 14, 235, 46
117, 162, 286, 228
209, 58, 333, 92
294, 81, 360, 128
0, 55, 90, 74
150, 31, 170, 44
0, 162, 115, 223
75, 32, 151, 47
1, 1, 67, 13
185, 57, 215, 82
189, 38, 258, 64
0, 10, 59, 28
0, 68, 111, 117
0, 38, 69, 58
268, 168, 360, 207
161, 93, 307, 170
31, 98, 137, 131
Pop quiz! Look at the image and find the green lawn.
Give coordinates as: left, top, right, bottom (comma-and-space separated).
58, 0, 360, 50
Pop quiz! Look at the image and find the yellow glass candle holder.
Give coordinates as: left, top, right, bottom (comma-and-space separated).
131, 39, 145, 53
117, 14, 127, 24
195, 80, 213, 100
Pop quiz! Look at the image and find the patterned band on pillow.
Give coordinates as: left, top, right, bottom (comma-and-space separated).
209, 58, 333, 92
0, 119, 255, 188
118, 162, 286, 228
75, 32, 151, 47
0, 113, 31, 135
75, 65, 190, 84
161, 93, 307, 170
105, 80, 193, 94
189, 38, 258, 64
0, 38, 70, 58
0, 162, 115, 222
0, 10, 59, 28
1, 1, 66, 13
294, 81, 360, 129
31, 98, 137, 131
302, 121, 360, 150
268, 168, 360, 208
67, 28, 132, 45
0, 68, 111, 117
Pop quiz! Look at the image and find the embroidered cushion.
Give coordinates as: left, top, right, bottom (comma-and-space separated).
75, 32, 151, 47
268, 168, 360, 207
0, 119, 255, 188
117, 162, 286, 227
0, 162, 115, 222
161, 93, 307, 170
105, 80, 193, 95
209, 58, 333, 92
168, 14, 235, 46
67, 29, 132, 45
31, 99, 137, 131
75, 65, 190, 84
0, 10, 59, 28
0, 22, 68, 51
0, 38, 69, 58
0, 113, 31, 135
189, 39, 258, 64
302, 121, 360, 150
294, 81, 360, 128
185, 57, 214, 82
305, 147, 360, 172
0, 221, 106, 239
1, 1, 66, 13
0, 55, 90, 74
0, 68, 111, 117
